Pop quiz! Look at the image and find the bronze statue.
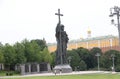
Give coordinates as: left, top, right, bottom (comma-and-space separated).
55, 9, 68, 65
54, 9, 72, 73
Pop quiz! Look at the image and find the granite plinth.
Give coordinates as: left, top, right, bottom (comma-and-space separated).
53, 64, 72, 73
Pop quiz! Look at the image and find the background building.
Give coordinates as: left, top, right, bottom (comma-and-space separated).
48, 35, 120, 53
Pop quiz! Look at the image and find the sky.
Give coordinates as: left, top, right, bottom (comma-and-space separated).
0, 0, 120, 44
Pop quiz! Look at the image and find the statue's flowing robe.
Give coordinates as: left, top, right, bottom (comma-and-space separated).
55, 23, 69, 65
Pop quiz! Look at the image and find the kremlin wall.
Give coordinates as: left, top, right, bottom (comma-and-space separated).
47, 29, 120, 53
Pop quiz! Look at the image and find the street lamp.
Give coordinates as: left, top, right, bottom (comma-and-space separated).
109, 6, 120, 46
111, 54, 115, 72
95, 53, 100, 71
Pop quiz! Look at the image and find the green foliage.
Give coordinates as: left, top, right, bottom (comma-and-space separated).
31, 39, 47, 51
0, 52, 4, 63
2, 44, 16, 70
50, 52, 56, 67
3, 44, 16, 65
14, 42, 26, 64
41, 48, 52, 64
76, 47, 90, 59
100, 55, 111, 70
90, 47, 102, 68
76, 47, 92, 69
0, 43, 4, 63
79, 60, 87, 71
67, 50, 81, 70
115, 65, 120, 72
90, 47, 102, 55
23, 39, 42, 63
102, 50, 120, 71
1, 37, 120, 72
0, 39, 50, 71
0, 70, 20, 76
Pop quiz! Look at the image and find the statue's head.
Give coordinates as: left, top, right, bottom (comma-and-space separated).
60, 24, 64, 31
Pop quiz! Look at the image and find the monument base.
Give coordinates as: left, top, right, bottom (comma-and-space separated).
53, 64, 72, 73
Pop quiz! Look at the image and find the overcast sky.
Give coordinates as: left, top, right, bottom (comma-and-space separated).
0, 0, 120, 44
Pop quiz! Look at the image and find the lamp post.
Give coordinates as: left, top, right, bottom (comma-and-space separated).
109, 6, 120, 46
111, 54, 115, 72
95, 53, 100, 71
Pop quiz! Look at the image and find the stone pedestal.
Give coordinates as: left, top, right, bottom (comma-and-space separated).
53, 64, 72, 73
20, 64, 25, 75
0, 64, 4, 70
37, 64, 40, 73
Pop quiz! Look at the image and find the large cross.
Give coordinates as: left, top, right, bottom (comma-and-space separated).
55, 9, 63, 24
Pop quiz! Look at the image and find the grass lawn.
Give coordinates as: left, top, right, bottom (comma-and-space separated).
6, 74, 120, 79
0, 71, 20, 76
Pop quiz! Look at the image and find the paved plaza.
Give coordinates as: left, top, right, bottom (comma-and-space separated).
0, 71, 117, 79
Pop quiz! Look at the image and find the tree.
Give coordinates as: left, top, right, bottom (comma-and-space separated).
102, 50, 120, 71
79, 60, 87, 71
22, 39, 42, 63
50, 52, 56, 67
0, 43, 4, 63
0, 52, 4, 63
90, 47, 102, 68
31, 39, 47, 51
13, 42, 26, 64
75, 47, 92, 69
3, 43, 16, 70
67, 50, 81, 71
100, 55, 111, 70
41, 47, 52, 64
22, 39, 32, 62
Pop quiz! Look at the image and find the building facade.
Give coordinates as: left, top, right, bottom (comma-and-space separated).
48, 35, 120, 53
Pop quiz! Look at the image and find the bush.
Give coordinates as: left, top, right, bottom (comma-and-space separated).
79, 60, 87, 71
6, 72, 13, 76
115, 65, 120, 72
